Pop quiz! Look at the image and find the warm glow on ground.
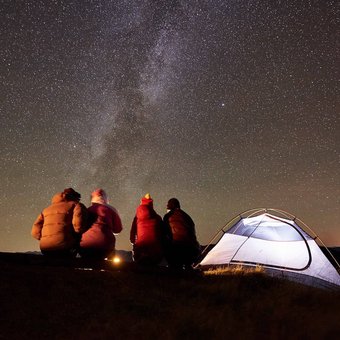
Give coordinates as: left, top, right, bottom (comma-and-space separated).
112, 256, 121, 264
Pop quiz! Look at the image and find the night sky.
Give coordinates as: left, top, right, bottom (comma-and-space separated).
1, 1, 339, 252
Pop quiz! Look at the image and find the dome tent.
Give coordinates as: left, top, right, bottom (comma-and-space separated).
198, 208, 340, 289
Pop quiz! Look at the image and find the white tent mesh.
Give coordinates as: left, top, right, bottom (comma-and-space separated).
199, 211, 340, 288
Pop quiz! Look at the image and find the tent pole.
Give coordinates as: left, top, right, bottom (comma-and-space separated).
198, 208, 266, 260
295, 216, 340, 269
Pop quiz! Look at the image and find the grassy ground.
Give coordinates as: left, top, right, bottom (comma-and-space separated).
0, 256, 339, 340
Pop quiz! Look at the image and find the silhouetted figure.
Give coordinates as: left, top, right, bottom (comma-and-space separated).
130, 193, 169, 266
79, 189, 123, 262
163, 198, 200, 271
31, 188, 88, 258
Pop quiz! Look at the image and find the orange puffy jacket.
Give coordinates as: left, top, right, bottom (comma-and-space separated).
31, 193, 87, 252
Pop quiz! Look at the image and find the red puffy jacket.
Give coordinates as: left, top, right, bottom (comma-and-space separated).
130, 197, 164, 262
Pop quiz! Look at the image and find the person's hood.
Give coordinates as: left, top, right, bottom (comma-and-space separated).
141, 197, 153, 207
91, 196, 107, 205
51, 192, 65, 204
140, 193, 153, 207
91, 188, 108, 205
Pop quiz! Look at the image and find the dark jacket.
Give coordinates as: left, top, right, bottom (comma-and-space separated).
163, 208, 199, 247
163, 208, 200, 267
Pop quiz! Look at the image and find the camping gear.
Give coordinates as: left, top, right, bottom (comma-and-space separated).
198, 208, 340, 289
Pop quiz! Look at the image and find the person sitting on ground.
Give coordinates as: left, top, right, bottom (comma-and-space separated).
163, 198, 200, 271
79, 188, 123, 262
130, 193, 169, 266
31, 188, 88, 258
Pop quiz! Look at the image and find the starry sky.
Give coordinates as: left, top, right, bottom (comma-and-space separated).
1, 0, 339, 252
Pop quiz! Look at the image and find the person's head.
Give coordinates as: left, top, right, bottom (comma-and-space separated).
91, 188, 108, 204
167, 198, 180, 211
62, 188, 81, 202
141, 193, 153, 206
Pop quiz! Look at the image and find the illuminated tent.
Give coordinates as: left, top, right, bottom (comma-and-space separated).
198, 209, 340, 289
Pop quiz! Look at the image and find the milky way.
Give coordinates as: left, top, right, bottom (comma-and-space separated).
1, 0, 339, 252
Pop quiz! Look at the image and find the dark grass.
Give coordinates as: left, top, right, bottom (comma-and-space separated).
1, 255, 339, 340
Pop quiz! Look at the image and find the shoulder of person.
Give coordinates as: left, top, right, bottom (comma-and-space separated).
180, 209, 190, 217
78, 202, 87, 209
106, 204, 119, 214
74, 202, 88, 212
163, 211, 170, 219
181, 209, 194, 222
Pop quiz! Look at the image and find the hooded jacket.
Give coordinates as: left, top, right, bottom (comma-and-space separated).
31, 193, 87, 252
130, 197, 165, 257
80, 195, 123, 251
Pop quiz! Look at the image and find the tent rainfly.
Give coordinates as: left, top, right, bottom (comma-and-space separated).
198, 208, 340, 289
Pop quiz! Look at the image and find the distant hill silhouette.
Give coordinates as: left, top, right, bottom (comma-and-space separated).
0, 246, 338, 269
0, 250, 133, 268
